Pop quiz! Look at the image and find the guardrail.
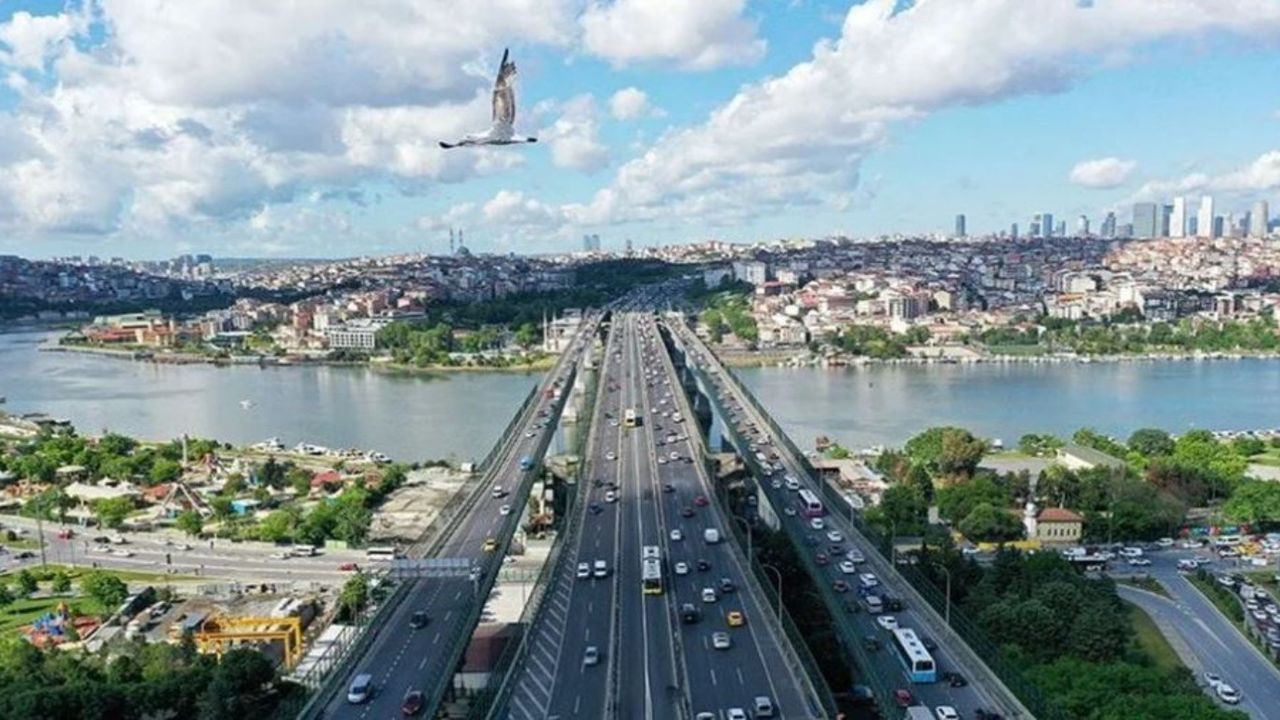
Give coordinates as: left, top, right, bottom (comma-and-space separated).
473, 346, 603, 719
656, 323, 834, 719
671, 320, 1047, 720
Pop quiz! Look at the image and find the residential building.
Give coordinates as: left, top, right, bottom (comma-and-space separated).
325, 318, 389, 350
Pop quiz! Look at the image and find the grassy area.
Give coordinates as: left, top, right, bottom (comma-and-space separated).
1124, 601, 1185, 674
0, 564, 199, 585
1119, 576, 1170, 598
0, 595, 106, 635
1188, 573, 1246, 626
983, 344, 1049, 356
1249, 450, 1280, 467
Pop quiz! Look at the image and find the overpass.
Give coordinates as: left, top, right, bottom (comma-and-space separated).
494, 312, 831, 720
301, 316, 600, 720
662, 316, 1037, 720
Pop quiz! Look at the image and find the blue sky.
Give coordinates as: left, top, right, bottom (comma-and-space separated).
1, 0, 1278, 258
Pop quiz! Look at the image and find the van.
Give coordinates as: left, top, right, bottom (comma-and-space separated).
347, 673, 373, 704
593, 560, 608, 578
291, 544, 318, 557
703, 528, 721, 544
752, 696, 775, 717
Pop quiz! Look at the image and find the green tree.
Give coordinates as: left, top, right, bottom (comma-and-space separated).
286, 466, 312, 496
50, 571, 72, 594
80, 571, 128, 609
905, 426, 986, 479
936, 474, 1010, 523
149, 458, 183, 485
175, 510, 204, 538
1127, 428, 1174, 457
15, 570, 38, 597
98, 433, 139, 457
874, 484, 927, 535
93, 496, 135, 529
257, 508, 301, 542
1017, 433, 1064, 457
958, 502, 1025, 543
0, 585, 13, 607
337, 573, 370, 622
1223, 481, 1280, 524
515, 322, 539, 349
197, 647, 277, 720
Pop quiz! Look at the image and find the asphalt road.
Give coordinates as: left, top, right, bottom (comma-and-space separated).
320, 320, 594, 720
675, 324, 1007, 719
1115, 550, 1280, 719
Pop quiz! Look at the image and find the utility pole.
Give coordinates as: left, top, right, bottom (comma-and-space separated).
37, 513, 46, 568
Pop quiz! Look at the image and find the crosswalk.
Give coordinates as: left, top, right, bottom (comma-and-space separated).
506, 547, 579, 720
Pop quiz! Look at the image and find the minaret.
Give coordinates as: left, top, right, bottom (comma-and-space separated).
449, 227, 455, 255
1023, 501, 1038, 540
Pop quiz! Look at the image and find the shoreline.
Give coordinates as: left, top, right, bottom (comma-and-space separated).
716, 348, 1280, 368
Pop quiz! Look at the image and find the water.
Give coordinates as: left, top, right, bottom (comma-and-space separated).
5, 329, 1279, 460
735, 360, 1280, 451
0, 331, 541, 462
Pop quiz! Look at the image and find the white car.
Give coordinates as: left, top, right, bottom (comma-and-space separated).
605, 451, 617, 461
576, 562, 591, 579
711, 631, 731, 650
846, 550, 865, 563
826, 530, 843, 543
839, 560, 857, 575
783, 507, 797, 517
674, 561, 690, 576
935, 707, 959, 720
499, 505, 512, 516
111, 549, 134, 558
669, 451, 680, 461
727, 710, 747, 720
93, 545, 113, 554
670, 529, 683, 542
876, 615, 898, 631
809, 517, 825, 531
1203, 671, 1222, 689
701, 587, 717, 603
1216, 683, 1241, 704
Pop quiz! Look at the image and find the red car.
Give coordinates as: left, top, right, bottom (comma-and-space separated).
893, 688, 914, 708
56, 529, 75, 540
832, 580, 849, 593
401, 690, 424, 716
694, 495, 709, 507
815, 552, 829, 566
338, 562, 359, 572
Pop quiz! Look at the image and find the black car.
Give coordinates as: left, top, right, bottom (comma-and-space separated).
850, 684, 875, 705
681, 506, 695, 518
804, 534, 820, 547
974, 710, 1004, 720
862, 635, 881, 651
663, 484, 675, 493
680, 603, 701, 624
409, 611, 430, 629
884, 596, 905, 612
943, 671, 967, 688
719, 578, 736, 593
919, 634, 937, 651
588, 503, 603, 514
696, 559, 711, 572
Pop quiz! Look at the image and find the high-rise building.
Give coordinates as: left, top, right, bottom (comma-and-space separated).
1119, 222, 1134, 237
954, 214, 966, 237
1076, 215, 1090, 236
1252, 201, 1270, 237
1101, 211, 1117, 239
1043, 213, 1054, 238
1212, 215, 1225, 238
1029, 220, 1041, 238
1010, 222, 1019, 240
1196, 196, 1215, 238
1160, 205, 1173, 237
1055, 220, 1066, 238
1170, 197, 1187, 238
1187, 216, 1198, 236
1132, 202, 1159, 238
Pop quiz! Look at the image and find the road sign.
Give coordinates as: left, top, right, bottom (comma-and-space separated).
390, 557, 475, 580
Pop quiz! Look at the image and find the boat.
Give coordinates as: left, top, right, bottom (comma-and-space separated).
239, 399, 256, 409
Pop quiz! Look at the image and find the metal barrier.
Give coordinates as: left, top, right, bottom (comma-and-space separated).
671, 320, 1048, 720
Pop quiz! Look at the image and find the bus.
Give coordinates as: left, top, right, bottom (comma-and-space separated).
798, 488, 825, 518
624, 408, 639, 427
890, 628, 938, 683
642, 545, 661, 561
642, 558, 663, 595
365, 546, 403, 561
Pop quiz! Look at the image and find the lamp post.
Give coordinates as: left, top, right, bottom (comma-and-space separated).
760, 563, 783, 621
934, 562, 952, 627
732, 515, 753, 560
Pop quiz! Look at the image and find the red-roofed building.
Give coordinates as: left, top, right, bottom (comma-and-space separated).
1033, 506, 1084, 545
311, 470, 342, 490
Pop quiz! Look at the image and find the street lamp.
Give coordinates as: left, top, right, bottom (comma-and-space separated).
760, 563, 783, 621
933, 562, 952, 627
732, 515, 753, 560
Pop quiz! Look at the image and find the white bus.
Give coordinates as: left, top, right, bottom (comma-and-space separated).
365, 546, 403, 561
798, 488, 825, 518
890, 628, 938, 683
642, 545, 661, 561
642, 558, 663, 595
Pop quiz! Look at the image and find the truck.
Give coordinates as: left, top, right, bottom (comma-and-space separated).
519, 456, 535, 471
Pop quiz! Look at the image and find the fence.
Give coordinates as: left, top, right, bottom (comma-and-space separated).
672, 321, 1052, 720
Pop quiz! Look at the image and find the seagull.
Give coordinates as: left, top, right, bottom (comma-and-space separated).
440, 49, 537, 149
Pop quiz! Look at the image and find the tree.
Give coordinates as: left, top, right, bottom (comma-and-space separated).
50, 571, 71, 594
1017, 433, 1063, 457
221, 474, 246, 496
14, 570, 38, 597
515, 322, 539, 349
149, 458, 183, 485
80, 571, 128, 609
175, 510, 204, 538
337, 574, 370, 622
958, 502, 1025, 543
98, 433, 139, 457
258, 508, 301, 543
0, 585, 12, 608
905, 426, 986, 479
906, 463, 935, 504
210, 497, 235, 523
875, 484, 927, 535
1127, 428, 1174, 457
1223, 481, 1280, 524
197, 647, 277, 720
93, 496, 135, 529
258, 458, 286, 489
936, 474, 1010, 523
286, 466, 312, 496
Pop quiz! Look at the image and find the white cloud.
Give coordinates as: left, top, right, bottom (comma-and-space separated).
0, 11, 78, 70
559, 0, 1280, 231
608, 87, 662, 121
581, 0, 766, 70
540, 95, 610, 173
1133, 150, 1280, 202
1069, 157, 1136, 189
482, 189, 567, 227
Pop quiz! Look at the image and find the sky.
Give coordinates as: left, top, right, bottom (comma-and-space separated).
0, 0, 1279, 260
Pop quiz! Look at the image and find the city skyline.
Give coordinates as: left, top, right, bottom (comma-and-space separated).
1, 1, 1279, 260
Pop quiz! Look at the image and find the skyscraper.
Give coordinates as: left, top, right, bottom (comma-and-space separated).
1101, 211, 1117, 239
954, 214, 966, 237
1252, 201, 1270, 237
1132, 202, 1159, 238
1041, 213, 1055, 238
1010, 222, 1019, 240
1160, 205, 1173, 237
1076, 215, 1090, 237
1196, 196, 1215, 238
1170, 197, 1187, 238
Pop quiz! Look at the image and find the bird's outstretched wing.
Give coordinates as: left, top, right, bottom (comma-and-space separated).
491, 48, 517, 129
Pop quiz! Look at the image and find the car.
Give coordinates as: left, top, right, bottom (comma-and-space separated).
675, 561, 690, 575
726, 610, 745, 627
696, 559, 711, 572
583, 645, 600, 666
482, 537, 498, 552
1203, 671, 1222, 689
657, 457, 668, 465
589, 502, 603, 515
809, 517, 825, 530
1216, 683, 1241, 704
663, 483, 675, 493
935, 707, 959, 720
56, 529, 74, 540
682, 506, 695, 518
862, 635, 881, 651
93, 545, 112, 554
877, 615, 898, 631
832, 580, 850, 593
942, 671, 967, 688
409, 611, 429, 629
815, 552, 829, 565
1127, 558, 1152, 567
711, 631, 731, 650
892, 688, 913, 708
701, 587, 717, 603
338, 561, 359, 571
604, 491, 618, 503
727, 710, 747, 720
112, 549, 134, 558
920, 635, 938, 651
783, 507, 797, 517
605, 451, 617, 461
695, 713, 716, 720
718, 577, 736, 593
826, 530, 844, 543
681, 603, 701, 624
270, 550, 291, 560
771, 479, 783, 489
839, 560, 856, 574
804, 534, 820, 547
694, 495, 709, 507
347, 673, 374, 704
401, 690, 425, 716
670, 529, 683, 541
